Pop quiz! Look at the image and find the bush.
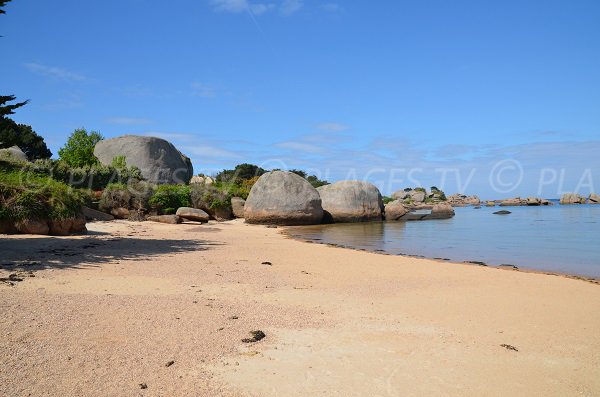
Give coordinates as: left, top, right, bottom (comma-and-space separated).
99, 183, 131, 212
382, 196, 395, 204
190, 184, 230, 210
26, 158, 143, 190
0, 160, 86, 221
149, 185, 191, 214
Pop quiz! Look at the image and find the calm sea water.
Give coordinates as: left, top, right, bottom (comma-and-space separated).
286, 204, 600, 278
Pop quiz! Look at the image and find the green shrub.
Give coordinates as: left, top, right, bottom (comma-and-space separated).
0, 160, 86, 221
190, 184, 230, 210
149, 185, 191, 214
382, 196, 395, 204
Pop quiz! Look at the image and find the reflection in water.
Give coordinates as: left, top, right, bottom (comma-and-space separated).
287, 205, 600, 278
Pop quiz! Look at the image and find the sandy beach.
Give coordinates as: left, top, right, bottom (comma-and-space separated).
1, 219, 599, 396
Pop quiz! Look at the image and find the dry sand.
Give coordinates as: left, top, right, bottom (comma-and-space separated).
1, 219, 599, 396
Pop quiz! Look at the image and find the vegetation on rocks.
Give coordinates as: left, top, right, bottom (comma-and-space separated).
0, 159, 86, 222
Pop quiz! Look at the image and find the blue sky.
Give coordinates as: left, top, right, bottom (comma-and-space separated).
2, 0, 600, 198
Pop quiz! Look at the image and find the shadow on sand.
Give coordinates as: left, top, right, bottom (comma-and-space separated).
0, 234, 221, 273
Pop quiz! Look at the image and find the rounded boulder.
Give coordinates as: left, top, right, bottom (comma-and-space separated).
244, 171, 323, 225
317, 181, 384, 223
94, 135, 193, 184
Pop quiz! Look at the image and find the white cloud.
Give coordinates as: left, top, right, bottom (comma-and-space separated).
280, 0, 303, 15
210, 0, 249, 13
191, 82, 217, 98
187, 145, 241, 159
106, 117, 154, 125
275, 141, 323, 153
210, 0, 302, 16
316, 122, 350, 132
24, 62, 86, 82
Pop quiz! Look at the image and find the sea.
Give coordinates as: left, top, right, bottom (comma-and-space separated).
286, 202, 600, 279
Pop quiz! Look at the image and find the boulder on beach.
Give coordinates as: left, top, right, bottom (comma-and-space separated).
244, 171, 323, 225
176, 207, 210, 222
384, 200, 409, 221
588, 193, 600, 204
560, 193, 586, 205
94, 135, 193, 184
231, 197, 246, 218
317, 181, 384, 223
427, 203, 455, 219
147, 215, 182, 224
0, 145, 28, 162
14, 219, 50, 235
82, 207, 115, 221
110, 207, 130, 219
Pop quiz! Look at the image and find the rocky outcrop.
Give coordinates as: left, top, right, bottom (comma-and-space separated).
147, 215, 182, 224
244, 171, 323, 225
82, 206, 115, 221
391, 190, 409, 201
486, 201, 496, 207
0, 145, 28, 162
427, 203, 455, 219
560, 193, 586, 205
317, 181, 384, 223
588, 193, 600, 204
499, 198, 524, 207
526, 197, 541, 206
94, 135, 193, 184
384, 200, 409, 221
190, 175, 214, 185
447, 194, 480, 206
176, 207, 210, 222
10, 214, 86, 235
231, 197, 245, 218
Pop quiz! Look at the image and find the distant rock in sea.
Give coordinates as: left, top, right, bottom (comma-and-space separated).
560, 193, 586, 205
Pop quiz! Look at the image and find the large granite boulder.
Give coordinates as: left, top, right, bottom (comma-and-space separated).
190, 175, 214, 185
560, 193, 586, 205
0, 145, 28, 162
408, 190, 426, 203
427, 203, 455, 219
231, 197, 246, 218
244, 171, 323, 225
176, 207, 210, 222
317, 181, 383, 223
82, 207, 115, 221
588, 193, 600, 204
391, 190, 409, 200
14, 219, 50, 235
384, 200, 409, 221
94, 135, 193, 184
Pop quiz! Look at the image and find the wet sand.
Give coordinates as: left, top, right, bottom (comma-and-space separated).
1, 219, 599, 396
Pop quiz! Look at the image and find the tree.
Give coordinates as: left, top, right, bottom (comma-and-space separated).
215, 163, 267, 183
0, 95, 28, 117
0, 118, 52, 159
58, 128, 104, 168
0, 0, 11, 15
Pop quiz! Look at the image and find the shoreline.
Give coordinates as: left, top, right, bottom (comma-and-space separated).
2, 219, 600, 396
283, 226, 600, 285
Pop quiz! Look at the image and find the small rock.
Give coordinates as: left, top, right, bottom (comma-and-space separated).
261, 261, 272, 266
165, 360, 175, 367
500, 344, 519, 352
493, 210, 512, 215
139, 383, 148, 389
242, 330, 266, 343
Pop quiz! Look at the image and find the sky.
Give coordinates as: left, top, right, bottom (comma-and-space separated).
2, 0, 600, 198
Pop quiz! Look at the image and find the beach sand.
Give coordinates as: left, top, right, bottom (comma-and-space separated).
1, 219, 599, 396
